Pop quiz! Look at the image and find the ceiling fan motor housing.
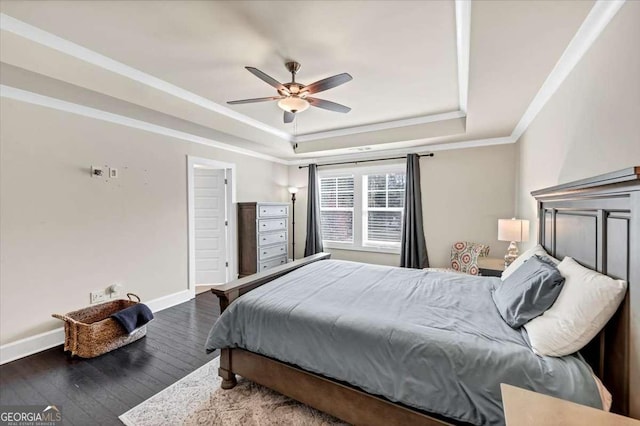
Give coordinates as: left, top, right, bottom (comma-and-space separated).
285, 61, 301, 75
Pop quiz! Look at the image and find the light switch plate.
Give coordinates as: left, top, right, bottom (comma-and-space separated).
109, 168, 118, 178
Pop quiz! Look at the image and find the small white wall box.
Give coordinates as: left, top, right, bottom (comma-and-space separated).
91, 166, 104, 177
109, 168, 118, 178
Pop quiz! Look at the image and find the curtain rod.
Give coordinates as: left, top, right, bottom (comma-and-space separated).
297, 152, 434, 169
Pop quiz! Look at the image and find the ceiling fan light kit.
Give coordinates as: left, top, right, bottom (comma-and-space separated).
227, 61, 352, 123
278, 97, 309, 113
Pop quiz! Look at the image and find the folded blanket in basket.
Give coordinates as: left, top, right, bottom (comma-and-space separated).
111, 303, 154, 334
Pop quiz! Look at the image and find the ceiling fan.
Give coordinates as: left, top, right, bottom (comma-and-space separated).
227, 61, 352, 124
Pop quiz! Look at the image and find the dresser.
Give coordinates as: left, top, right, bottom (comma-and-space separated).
237, 202, 289, 277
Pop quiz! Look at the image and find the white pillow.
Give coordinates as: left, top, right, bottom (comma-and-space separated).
501, 244, 558, 280
524, 257, 627, 357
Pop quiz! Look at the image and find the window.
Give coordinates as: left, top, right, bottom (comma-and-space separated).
319, 176, 354, 243
363, 173, 405, 246
319, 166, 406, 253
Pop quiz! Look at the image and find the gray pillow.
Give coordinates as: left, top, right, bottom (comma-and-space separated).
492, 255, 565, 328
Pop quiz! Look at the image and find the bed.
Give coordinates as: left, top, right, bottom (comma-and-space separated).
206, 167, 639, 425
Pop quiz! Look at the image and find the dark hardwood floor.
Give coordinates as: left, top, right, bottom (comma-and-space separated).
0, 291, 220, 425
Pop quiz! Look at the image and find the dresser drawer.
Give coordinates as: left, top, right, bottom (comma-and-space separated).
259, 243, 287, 260
258, 204, 289, 218
259, 231, 287, 247
259, 256, 287, 272
258, 218, 287, 232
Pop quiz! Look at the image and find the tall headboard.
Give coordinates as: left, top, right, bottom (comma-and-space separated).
532, 167, 639, 417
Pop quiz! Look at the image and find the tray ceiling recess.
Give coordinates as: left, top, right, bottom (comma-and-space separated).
0, 1, 627, 162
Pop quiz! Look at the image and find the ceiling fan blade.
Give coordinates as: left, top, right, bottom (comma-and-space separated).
284, 111, 295, 123
307, 97, 351, 113
245, 67, 289, 94
303, 73, 352, 95
227, 96, 283, 105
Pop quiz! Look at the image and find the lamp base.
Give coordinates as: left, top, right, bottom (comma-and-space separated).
504, 241, 519, 268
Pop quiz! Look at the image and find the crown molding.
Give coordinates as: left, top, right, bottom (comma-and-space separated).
455, 0, 471, 114
293, 110, 466, 143
0, 13, 292, 141
287, 135, 516, 166
0, 84, 290, 165
511, 0, 625, 141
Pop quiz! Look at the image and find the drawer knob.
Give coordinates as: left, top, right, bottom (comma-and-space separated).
263, 251, 267, 255
280, 248, 284, 251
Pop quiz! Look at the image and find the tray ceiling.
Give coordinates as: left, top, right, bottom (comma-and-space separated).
0, 0, 608, 161
0, 1, 460, 135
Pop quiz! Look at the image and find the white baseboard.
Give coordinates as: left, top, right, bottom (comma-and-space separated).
144, 289, 192, 313
0, 328, 66, 367
0, 289, 194, 365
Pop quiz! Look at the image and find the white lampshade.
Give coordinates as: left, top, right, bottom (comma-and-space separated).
498, 218, 530, 242
288, 186, 299, 194
278, 96, 310, 113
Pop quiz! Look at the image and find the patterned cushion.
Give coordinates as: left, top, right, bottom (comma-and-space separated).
450, 242, 490, 276
478, 244, 490, 257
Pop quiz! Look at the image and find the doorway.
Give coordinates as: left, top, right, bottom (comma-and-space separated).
187, 156, 237, 297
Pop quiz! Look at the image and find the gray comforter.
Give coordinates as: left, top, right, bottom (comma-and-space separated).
205, 260, 601, 425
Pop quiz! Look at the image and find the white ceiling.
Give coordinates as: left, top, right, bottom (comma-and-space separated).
0, 1, 460, 135
0, 0, 604, 161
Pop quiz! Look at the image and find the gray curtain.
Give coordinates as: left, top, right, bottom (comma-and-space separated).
304, 164, 324, 256
400, 154, 429, 268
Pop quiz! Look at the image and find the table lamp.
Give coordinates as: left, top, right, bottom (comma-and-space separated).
498, 218, 530, 268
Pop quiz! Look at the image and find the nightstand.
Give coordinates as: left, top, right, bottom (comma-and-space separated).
501, 384, 640, 425
478, 257, 505, 277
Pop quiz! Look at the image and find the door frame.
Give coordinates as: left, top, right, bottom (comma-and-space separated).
187, 156, 237, 298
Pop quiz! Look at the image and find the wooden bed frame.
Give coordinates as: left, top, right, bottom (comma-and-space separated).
210, 167, 640, 424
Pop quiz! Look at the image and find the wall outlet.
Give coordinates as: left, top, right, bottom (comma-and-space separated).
109, 168, 118, 178
90, 290, 108, 304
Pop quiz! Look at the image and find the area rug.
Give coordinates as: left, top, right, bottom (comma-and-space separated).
119, 356, 347, 425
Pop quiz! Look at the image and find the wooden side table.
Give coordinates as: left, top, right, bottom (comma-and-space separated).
478, 257, 505, 277
501, 384, 640, 425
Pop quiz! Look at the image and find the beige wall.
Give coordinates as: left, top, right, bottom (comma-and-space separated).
289, 144, 517, 268
0, 98, 516, 347
516, 1, 640, 249
0, 98, 288, 345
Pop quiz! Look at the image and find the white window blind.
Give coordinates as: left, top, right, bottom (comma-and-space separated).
319, 176, 354, 243
363, 173, 405, 246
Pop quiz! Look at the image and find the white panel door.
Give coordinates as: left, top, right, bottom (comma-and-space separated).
194, 168, 227, 284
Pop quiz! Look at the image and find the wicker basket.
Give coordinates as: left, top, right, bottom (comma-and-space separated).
52, 293, 147, 358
